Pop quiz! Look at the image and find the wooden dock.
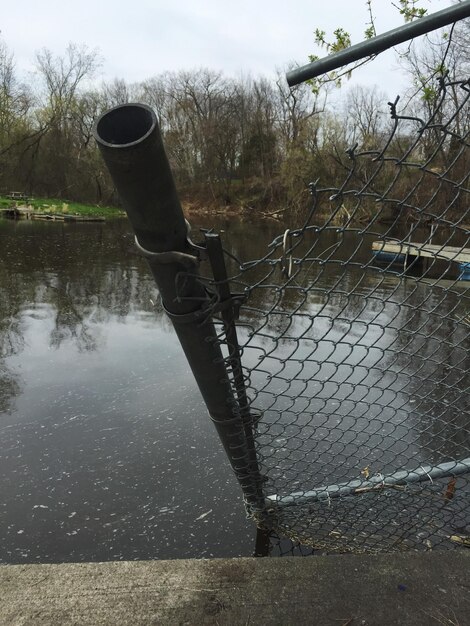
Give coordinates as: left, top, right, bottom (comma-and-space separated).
0, 208, 105, 222
372, 240, 470, 264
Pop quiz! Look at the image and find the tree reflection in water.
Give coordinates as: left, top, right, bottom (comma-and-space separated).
0, 216, 468, 560
0, 217, 253, 564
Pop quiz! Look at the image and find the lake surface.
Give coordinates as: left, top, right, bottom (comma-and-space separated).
1, 216, 469, 562
0, 217, 272, 563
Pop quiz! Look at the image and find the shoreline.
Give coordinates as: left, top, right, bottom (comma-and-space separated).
2, 197, 470, 232
0, 196, 125, 220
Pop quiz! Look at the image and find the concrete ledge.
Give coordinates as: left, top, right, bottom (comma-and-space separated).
1, 552, 469, 625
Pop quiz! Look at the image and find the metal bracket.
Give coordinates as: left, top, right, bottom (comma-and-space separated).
134, 219, 207, 268
134, 235, 199, 268
161, 300, 213, 325
205, 289, 246, 320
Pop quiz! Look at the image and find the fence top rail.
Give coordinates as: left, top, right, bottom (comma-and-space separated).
286, 1, 470, 87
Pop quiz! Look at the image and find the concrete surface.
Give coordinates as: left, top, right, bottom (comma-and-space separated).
1, 552, 469, 625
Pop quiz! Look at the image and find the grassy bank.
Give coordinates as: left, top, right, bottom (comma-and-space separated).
0, 195, 125, 219
0, 194, 264, 222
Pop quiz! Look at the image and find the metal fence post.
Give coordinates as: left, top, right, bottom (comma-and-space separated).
204, 232, 265, 504
93, 103, 264, 513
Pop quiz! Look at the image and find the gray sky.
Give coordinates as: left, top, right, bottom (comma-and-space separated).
2, 0, 453, 97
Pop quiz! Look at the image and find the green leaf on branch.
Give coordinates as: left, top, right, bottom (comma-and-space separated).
314, 27, 351, 54
331, 28, 352, 53
397, 0, 428, 22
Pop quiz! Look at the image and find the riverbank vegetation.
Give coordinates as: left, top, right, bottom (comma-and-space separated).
0, 195, 124, 218
0, 16, 468, 222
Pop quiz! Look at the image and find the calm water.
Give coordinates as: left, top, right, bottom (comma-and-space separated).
1, 216, 468, 562
0, 217, 278, 564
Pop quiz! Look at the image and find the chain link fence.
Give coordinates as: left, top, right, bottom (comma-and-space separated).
94, 6, 470, 556
197, 49, 470, 553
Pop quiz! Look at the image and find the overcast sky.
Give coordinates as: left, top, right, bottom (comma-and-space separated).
2, 0, 454, 98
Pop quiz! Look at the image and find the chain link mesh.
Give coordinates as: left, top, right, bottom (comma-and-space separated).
188, 65, 470, 552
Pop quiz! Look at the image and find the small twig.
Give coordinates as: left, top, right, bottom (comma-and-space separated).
354, 483, 406, 494
423, 606, 461, 625
30, 575, 49, 587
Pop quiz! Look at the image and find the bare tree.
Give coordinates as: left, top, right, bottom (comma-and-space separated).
33, 43, 101, 197
344, 85, 388, 149
0, 39, 34, 190
101, 77, 138, 108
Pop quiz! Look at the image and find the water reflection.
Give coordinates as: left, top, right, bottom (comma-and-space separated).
1, 216, 468, 561
231, 228, 470, 502
0, 218, 255, 563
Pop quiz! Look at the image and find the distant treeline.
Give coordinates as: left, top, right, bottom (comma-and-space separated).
1, 29, 468, 219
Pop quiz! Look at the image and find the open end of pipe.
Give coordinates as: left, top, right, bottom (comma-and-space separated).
94, 103, 155, 147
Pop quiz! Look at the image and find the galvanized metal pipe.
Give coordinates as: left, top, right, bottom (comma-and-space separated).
93, 103, 264, 512
287, 1, 470, 86
267, 457, 470, 507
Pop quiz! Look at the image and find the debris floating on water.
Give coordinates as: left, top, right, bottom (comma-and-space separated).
195, 510, 213, 522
